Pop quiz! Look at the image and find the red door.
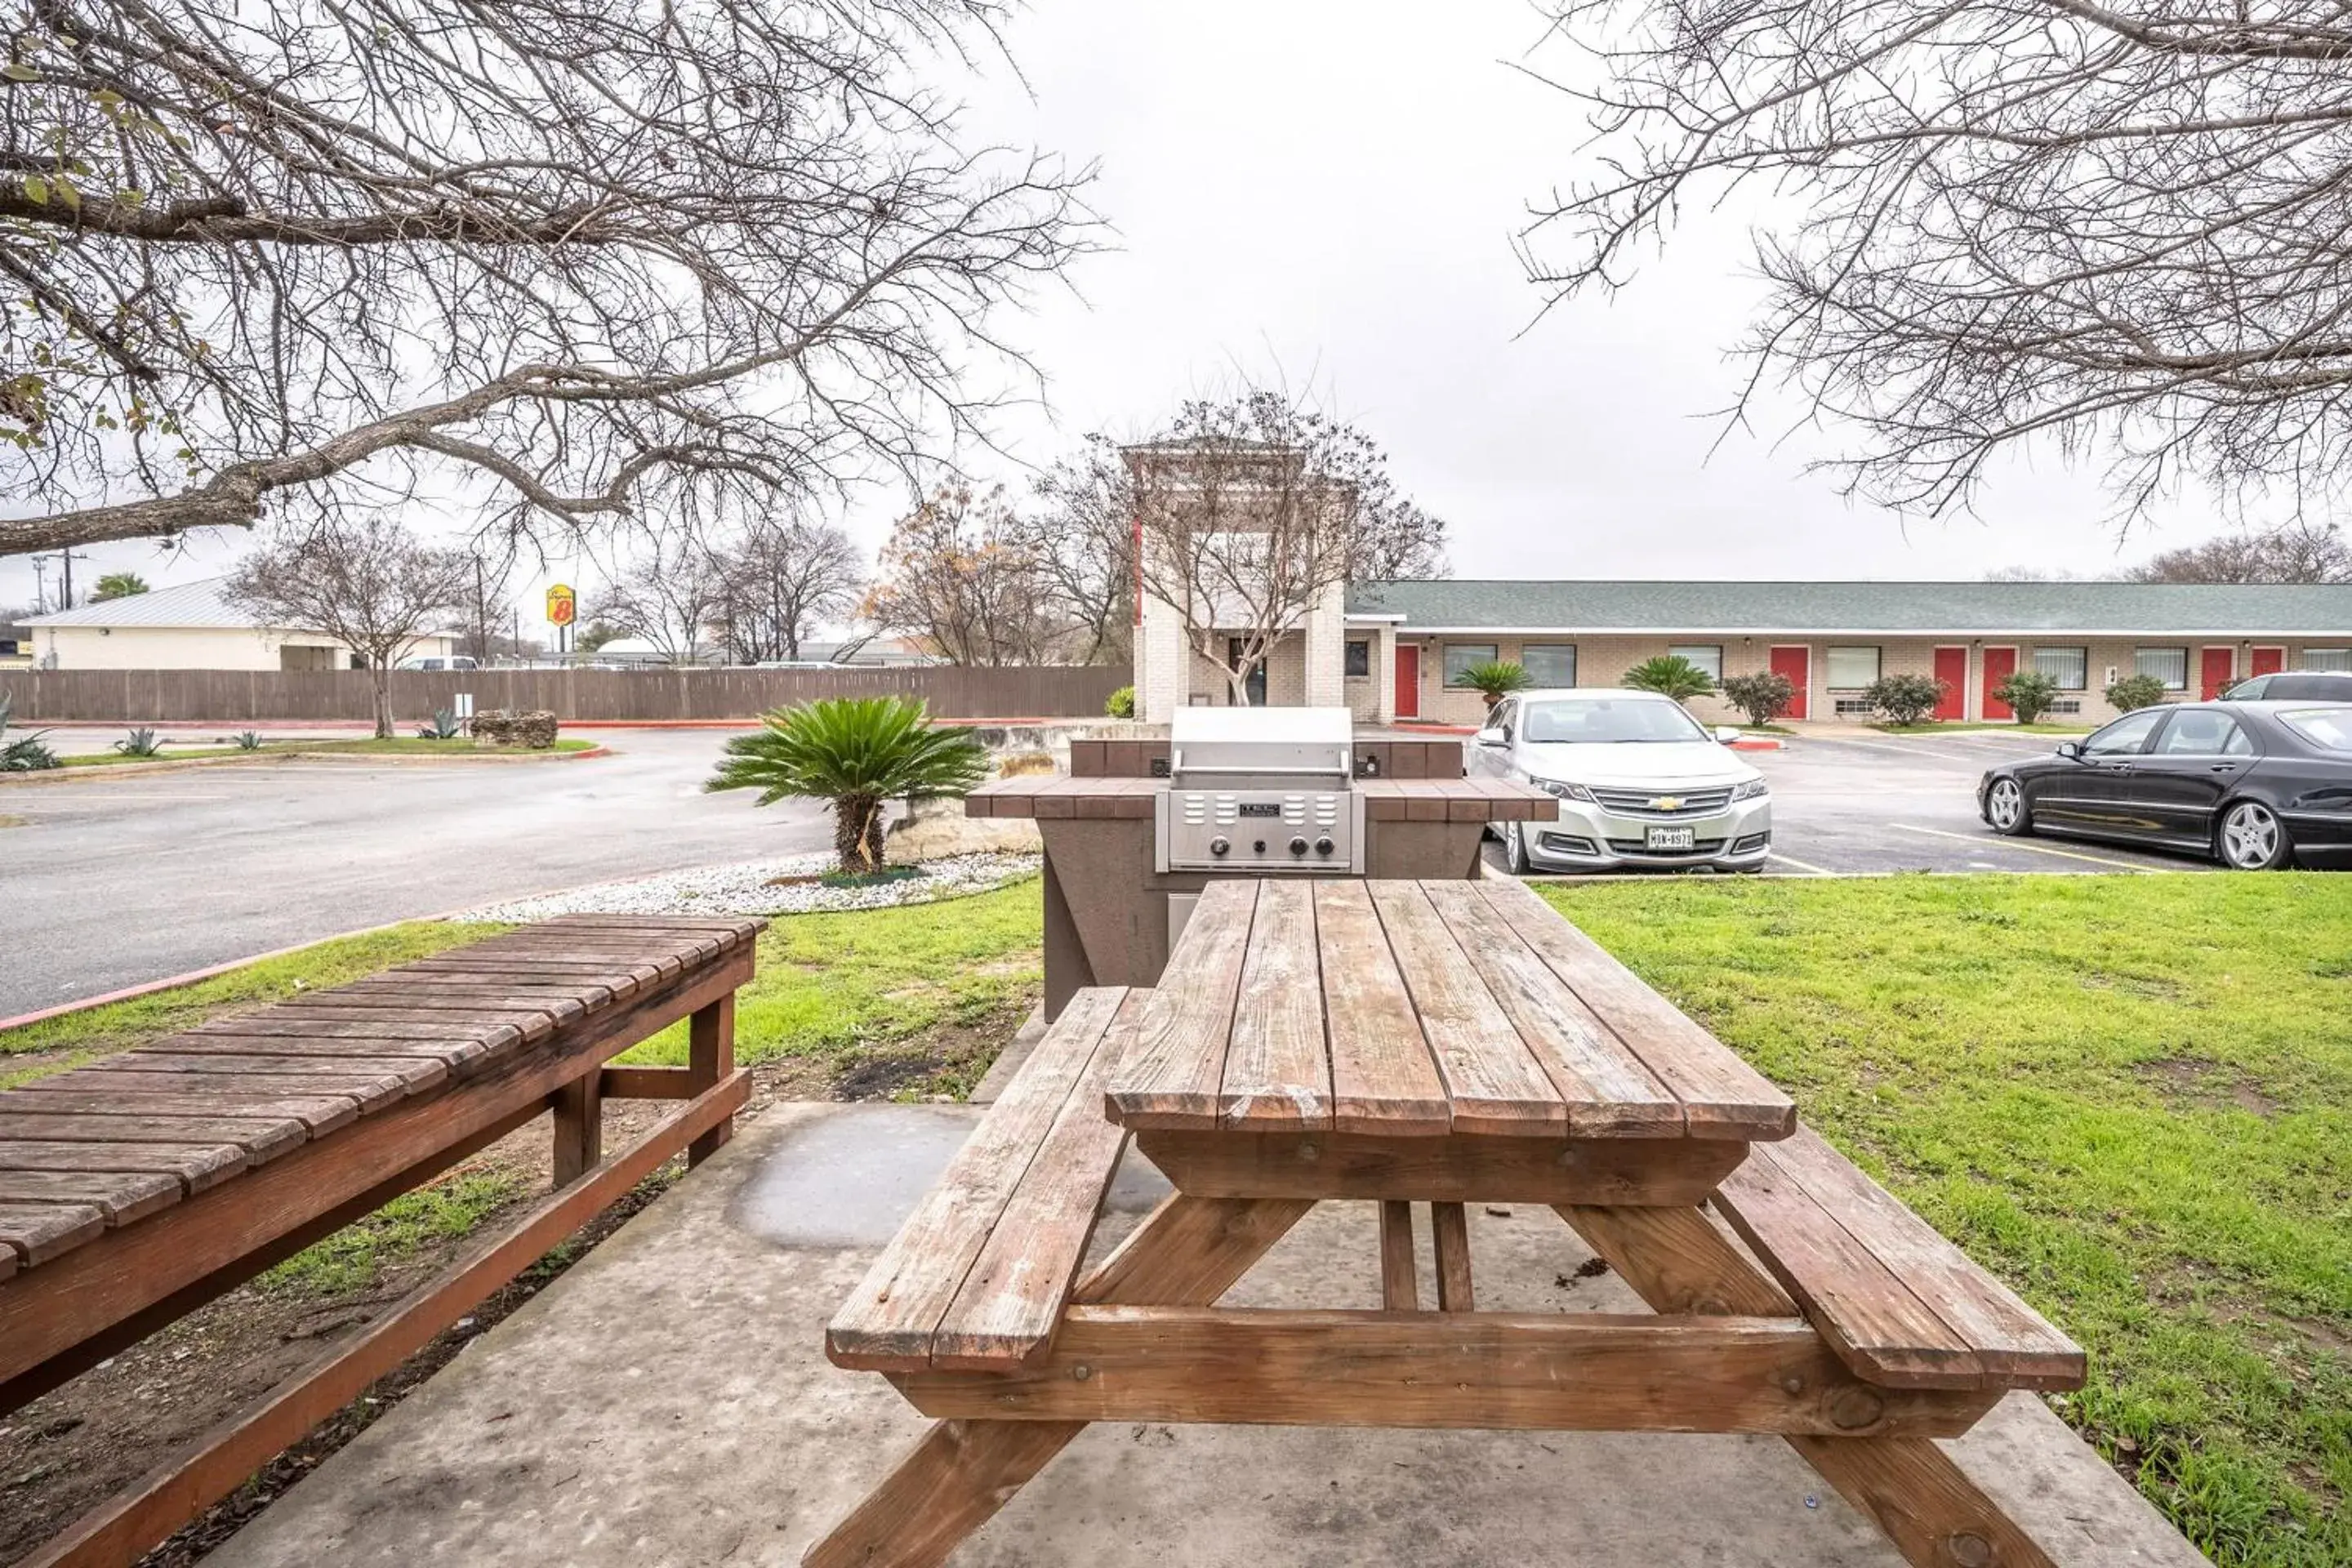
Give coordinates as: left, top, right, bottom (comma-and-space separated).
2200, 647, 2236, 701
1394, 644, 1420, 719
2251, 646, 2286, 678
1932, 647, 1968, 720
1982, 647, 2018, 720
1768, 646, 1811, 720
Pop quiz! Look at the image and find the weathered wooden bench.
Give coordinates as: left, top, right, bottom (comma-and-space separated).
814, 879, 2090, 1568
0, 913, 763, 1568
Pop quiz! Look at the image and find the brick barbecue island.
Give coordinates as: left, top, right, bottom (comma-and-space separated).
966, 715, 1556, 1018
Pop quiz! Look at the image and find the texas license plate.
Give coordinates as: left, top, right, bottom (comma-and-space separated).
1646, 826, 1696, 851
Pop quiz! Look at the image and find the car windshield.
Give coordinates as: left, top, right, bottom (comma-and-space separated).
2277, 706, 2352, 752
1521, 697, 1709, 745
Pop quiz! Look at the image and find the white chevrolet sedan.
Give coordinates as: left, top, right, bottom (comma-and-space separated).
1468, 688, 1771, 874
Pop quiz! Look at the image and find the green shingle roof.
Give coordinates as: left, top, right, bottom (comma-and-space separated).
1346, 580, 2352, 636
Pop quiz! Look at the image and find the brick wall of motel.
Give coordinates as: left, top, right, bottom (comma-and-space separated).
1396, 634, 2349, 727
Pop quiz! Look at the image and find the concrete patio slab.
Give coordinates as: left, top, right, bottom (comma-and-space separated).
206, 1104, 2210, 1568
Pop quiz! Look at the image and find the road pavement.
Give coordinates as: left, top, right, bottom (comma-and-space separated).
2, 730, 826, 1016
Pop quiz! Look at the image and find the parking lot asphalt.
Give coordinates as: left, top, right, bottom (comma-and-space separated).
1499, 727, 2220, 880
2, 730, 827, 1018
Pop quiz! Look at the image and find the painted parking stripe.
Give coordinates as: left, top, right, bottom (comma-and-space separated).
1890, 823, 2164, 871
1767, 850, 1835, 875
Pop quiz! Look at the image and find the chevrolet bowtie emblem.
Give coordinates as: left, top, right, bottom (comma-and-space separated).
1649, 795, 1685, 810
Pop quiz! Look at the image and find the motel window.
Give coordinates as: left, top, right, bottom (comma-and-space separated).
1824, 645, 1881, 689
2134, 647, 2189, 691
1442, 644, 1499, 688
2034, 646, 2089, 690
2308, 648, 2352, 672
1521, 643, 1577, 688
1343, 639, 1370, 679
1668, 644, 1724, 682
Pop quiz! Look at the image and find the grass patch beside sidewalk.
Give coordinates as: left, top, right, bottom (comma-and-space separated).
1537, 873, 2351, 1568
614, 877, 1044, 1098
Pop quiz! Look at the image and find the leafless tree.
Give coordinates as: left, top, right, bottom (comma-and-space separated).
590, 535, 726, 663
2126, 522, 2352, 583
227, 515, 471, 736
1016, 435, 1138, 666
711, 517, 866, 662
1129, 390, 1448, 706
865, 483, 1057, 665
1521, 2, 2352, 524
0, 0, 1091, 559
1982, 565, 2083, 582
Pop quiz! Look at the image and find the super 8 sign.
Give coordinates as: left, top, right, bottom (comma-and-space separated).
546, 584, 577, 627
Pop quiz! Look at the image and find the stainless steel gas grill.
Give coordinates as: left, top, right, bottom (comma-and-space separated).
1153, 706, 1366, 875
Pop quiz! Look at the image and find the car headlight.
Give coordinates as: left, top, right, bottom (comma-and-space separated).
1531, 777, 1597, 804
1731, 778, 1770, 801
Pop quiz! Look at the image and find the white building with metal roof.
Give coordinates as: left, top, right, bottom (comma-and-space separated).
19, 577, 460, 671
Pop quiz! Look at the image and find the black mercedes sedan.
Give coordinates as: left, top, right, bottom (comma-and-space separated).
1976, 702, 2352, 870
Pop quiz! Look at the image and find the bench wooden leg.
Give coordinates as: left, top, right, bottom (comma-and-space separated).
806, 1195, 1310, 1568
551, 1070, 602, 1187
1430, 1200, 1474, 1311
687, 993, 736, 1168
1379, 1200, 1418, 1310
1557, 1204, 2056, 1568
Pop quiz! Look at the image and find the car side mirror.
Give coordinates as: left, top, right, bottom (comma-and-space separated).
1713, 726, 1743, 745
1474, 726, 1506, 748
2055, 741, 2082, 760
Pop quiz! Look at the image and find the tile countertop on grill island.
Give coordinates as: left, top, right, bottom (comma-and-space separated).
963, 776, 1559, 822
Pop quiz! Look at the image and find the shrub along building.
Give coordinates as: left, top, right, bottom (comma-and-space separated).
1137, 577, 2352, 728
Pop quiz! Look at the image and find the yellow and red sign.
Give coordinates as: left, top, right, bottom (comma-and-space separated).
545, 583, 577, 628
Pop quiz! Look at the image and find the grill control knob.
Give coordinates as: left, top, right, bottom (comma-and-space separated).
1252, 840, 1267, 854
1289, 835, 1309, 857
1315, 835, 1335, 857
1209, 836, 1230, 857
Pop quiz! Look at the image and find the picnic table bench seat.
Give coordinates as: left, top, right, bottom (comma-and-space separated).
1713, 1122, 2084, 1393
828, 986, 1143, 1372
0, 913, 764, 1568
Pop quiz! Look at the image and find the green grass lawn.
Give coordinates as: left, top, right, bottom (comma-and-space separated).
1537, 874, 2350, 1567
614, 880, 1043, 1097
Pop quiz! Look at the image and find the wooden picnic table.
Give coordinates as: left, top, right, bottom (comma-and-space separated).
816, 879, 2084, 1568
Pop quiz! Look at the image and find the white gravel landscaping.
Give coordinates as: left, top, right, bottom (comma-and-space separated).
456, 850, 1040, 922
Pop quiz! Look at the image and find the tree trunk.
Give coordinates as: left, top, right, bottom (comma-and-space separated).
371, 671, 395, 740
834, 794, 884, 874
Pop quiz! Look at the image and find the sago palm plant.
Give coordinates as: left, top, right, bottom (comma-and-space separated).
705, 697, 988, 874
1457, 659, 1532, 710
1621, 654, 1717, 706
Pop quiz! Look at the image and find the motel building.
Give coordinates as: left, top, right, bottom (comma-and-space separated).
1133, 577, 2352, 728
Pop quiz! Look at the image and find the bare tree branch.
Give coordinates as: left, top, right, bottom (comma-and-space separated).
1521, 1, 2352, 524
2, 0, 1095, 556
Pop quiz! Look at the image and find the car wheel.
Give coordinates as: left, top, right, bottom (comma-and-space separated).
1502, 819, 1531, 875
2216, 800, 2292, 871
1986, 777, 2033, 836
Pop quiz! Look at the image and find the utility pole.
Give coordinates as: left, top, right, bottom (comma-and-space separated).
56, 547, 84, 610
30, 556, 50, 613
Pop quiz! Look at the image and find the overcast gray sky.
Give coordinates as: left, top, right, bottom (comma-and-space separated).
4, 0, 2225, 622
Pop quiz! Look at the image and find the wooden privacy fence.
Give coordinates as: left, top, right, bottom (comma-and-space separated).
0, 666, 1127, 724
